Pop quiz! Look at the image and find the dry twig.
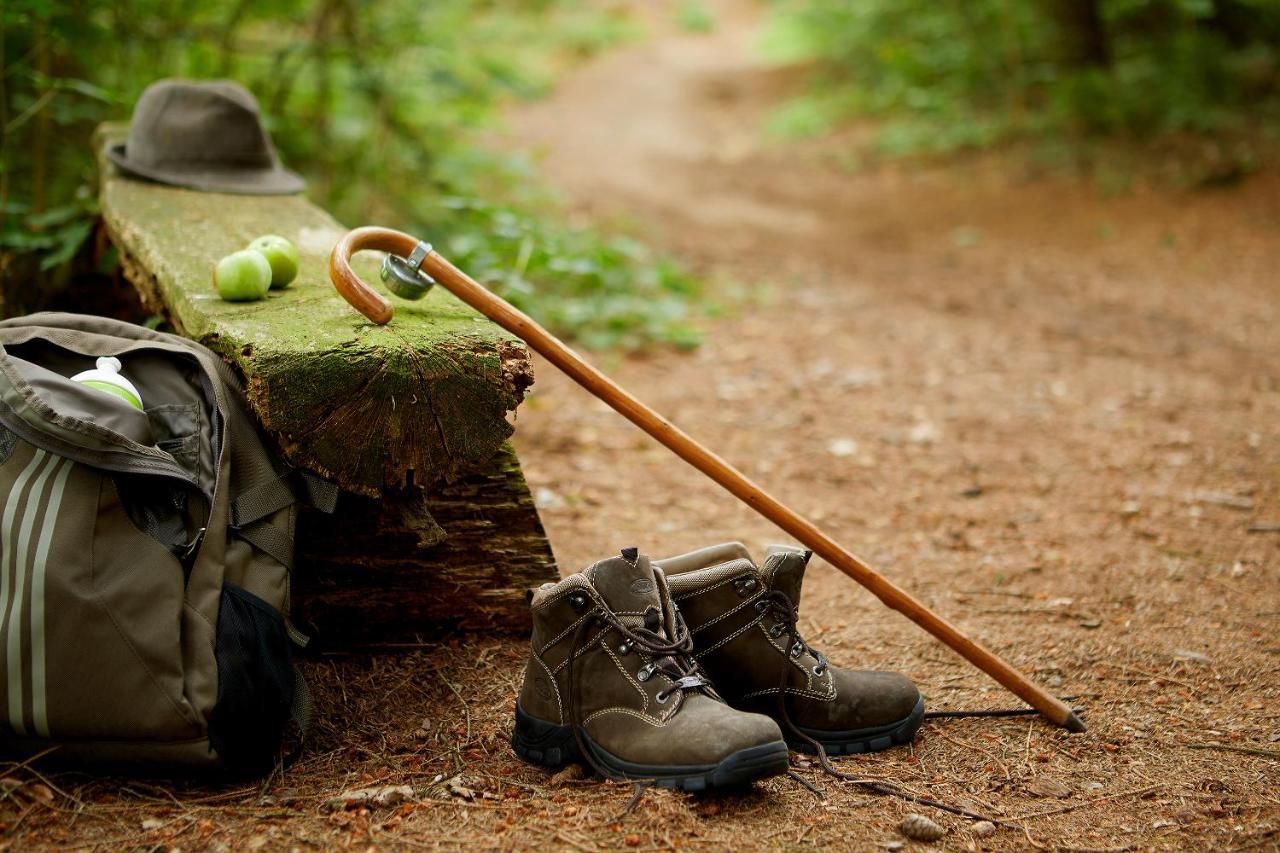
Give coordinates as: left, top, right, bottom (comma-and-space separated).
1184, 743, 1280, 759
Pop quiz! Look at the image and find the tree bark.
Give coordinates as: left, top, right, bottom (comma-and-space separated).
1044, 0, 1112, 68
295, 443, 554, 643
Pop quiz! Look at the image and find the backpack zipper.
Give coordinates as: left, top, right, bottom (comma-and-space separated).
182, 527, 208, 564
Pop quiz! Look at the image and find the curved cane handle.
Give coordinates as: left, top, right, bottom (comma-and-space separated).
328, 226, 423, 324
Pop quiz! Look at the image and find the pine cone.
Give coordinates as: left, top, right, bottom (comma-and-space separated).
899, 813, 946, 842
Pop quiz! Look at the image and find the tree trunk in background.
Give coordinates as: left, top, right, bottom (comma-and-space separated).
1209, 0, 1278, 47
1044, 0, 1112, 68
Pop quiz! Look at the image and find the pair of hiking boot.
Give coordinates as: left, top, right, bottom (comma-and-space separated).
512, 543, 924, 791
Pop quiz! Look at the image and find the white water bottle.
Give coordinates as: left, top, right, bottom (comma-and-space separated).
71, 357, 144, 411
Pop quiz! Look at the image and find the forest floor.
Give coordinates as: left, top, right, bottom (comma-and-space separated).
12, 0, 1280, 850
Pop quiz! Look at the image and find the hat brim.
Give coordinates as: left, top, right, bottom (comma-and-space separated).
106, 143, 305, 196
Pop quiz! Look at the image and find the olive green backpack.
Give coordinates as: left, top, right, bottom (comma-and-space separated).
0, 312, 336, 774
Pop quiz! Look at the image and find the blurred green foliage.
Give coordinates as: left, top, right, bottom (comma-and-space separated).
675, 0, 718, 34
764, 0, 1280, 166
1, 0, 702, 349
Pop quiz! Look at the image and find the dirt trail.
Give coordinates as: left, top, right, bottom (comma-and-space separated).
504, 0, 1280, 848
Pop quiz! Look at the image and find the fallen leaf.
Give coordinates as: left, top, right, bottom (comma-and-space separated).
1027, 777, 1072, 799
534, 487, 565, 510
324, 785, 415, 811
827, 438, 859, 458
550, 764, 585, 787
907, 421, 940, 445
841, 368, 882, 389
1185, 491, 1253, 510
1173, 649, 1212, 665
27, 784, 54, 805
446, 778, 476, 801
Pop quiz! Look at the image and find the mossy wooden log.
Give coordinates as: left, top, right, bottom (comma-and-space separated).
95, 124, 555, 637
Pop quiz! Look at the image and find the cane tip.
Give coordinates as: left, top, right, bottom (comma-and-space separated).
1063, 710, 1087, 733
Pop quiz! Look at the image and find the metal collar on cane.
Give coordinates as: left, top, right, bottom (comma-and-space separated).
380, 241, 435, 300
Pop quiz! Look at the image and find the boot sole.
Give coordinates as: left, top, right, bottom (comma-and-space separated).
786, 696, 925, 756
511, 701, 790, 791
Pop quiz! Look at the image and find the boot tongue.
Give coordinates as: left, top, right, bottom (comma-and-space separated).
585, 549, 664, 616
762, 546, 811, 607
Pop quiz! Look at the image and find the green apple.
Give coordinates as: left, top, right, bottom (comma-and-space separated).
213, 250, 272, 302
247, 234, 300, 289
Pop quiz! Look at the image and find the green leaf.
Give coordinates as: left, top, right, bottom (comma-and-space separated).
38, 220, 93, 270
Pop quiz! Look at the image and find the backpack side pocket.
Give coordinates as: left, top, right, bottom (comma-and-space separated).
208, 582, 296, 773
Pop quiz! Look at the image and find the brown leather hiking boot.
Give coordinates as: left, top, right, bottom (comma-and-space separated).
657, 542, 924, 756
512, 548, 790, 790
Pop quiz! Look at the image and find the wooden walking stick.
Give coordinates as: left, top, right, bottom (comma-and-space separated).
330, 226, 1086, 733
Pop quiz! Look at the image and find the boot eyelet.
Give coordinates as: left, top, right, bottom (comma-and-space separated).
754, 600, 768, 613
789, 642, 804, 658
618, 640, 633, 655
568, 593, 587, 612
637, 664, 654, 682
812, 664, 827, 676
734, 576, 758, 596
654, 690, 670, 704
768, 624, 785, 638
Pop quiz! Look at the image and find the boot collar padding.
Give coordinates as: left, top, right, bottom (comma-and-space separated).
530, 552, 672, 626
664, 558, 759, 597
659, 542, 810, 600
653, 541, 753, 576
528, 573, 593, 611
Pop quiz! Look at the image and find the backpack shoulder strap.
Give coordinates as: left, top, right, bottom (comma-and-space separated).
230, 469, 338, 569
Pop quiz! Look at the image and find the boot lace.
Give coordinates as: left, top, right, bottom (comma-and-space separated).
566, 600, 709, 782
754, 589, 828, 676
752, 587, 1017, 825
